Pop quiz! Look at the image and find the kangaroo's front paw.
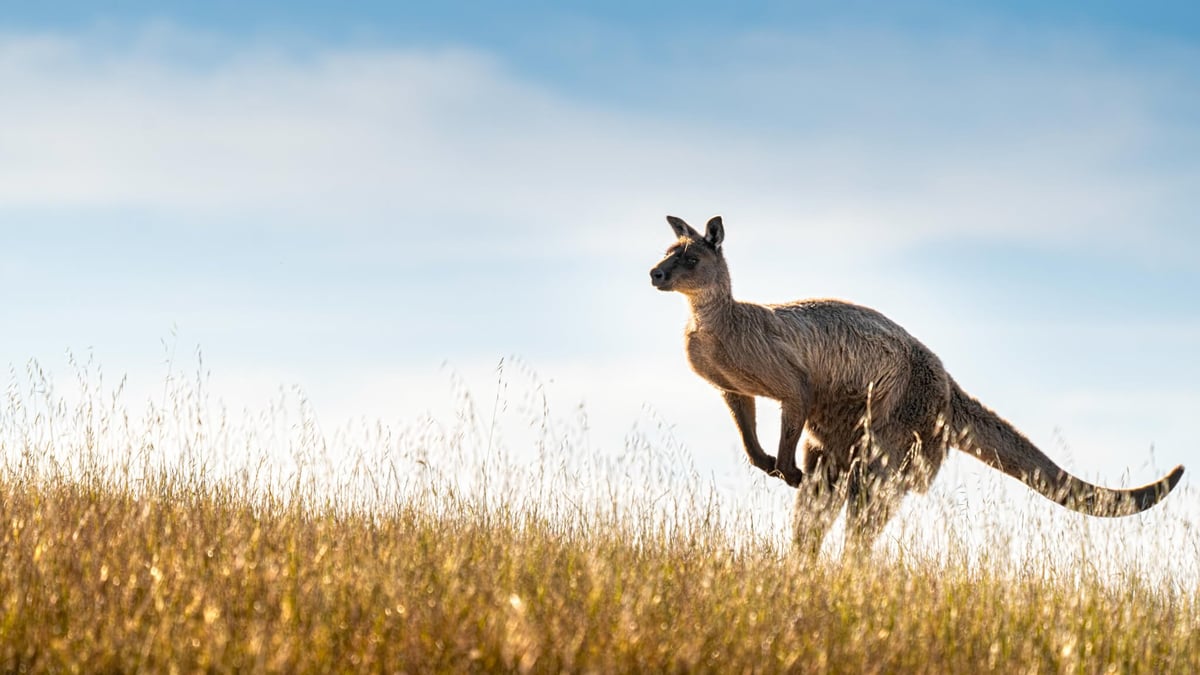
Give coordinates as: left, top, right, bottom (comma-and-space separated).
750, 453, 777, 473
773, 462, 804, 488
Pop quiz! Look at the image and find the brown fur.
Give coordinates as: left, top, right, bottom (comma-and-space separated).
650, 215, 1185, 555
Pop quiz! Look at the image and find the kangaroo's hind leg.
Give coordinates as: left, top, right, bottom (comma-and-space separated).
791, 440, 848, 558
843, 422, 918, 557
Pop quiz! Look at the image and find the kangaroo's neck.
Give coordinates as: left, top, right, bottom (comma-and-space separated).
686, 281, 738, 333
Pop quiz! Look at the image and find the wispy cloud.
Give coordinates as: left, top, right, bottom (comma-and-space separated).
2, 26, 1195, 253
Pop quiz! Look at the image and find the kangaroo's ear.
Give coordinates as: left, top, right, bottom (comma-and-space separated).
704, 216, 724, 250
666, 215, 701, 240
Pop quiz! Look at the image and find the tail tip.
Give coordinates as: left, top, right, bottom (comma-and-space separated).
1167, 464, 1185, 491
1126, 464, 1185, 514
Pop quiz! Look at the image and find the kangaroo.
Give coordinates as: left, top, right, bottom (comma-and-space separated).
650, 215, 1185, 555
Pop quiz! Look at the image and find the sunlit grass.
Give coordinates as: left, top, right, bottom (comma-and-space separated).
1, 355, 1197, 672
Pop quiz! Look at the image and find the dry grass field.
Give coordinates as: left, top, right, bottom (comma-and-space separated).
2, 359, 1197, 672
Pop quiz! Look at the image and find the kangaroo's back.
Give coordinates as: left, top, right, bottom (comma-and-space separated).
768, 300, 928, 390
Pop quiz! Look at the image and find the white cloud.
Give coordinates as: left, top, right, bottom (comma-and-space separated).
2, 26, 1196, 260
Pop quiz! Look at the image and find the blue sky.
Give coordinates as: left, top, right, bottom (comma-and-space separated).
2, 2, 1198, 513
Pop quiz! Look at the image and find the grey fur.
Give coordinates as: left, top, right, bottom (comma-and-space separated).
650, 215, 1185, 556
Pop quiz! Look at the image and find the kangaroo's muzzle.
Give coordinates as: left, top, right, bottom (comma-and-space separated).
650, 267, 670, 289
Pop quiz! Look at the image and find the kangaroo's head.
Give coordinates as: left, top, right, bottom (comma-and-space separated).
649, 215, 729, 296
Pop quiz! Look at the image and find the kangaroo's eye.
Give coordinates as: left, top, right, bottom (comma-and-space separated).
684, 256, 699, 266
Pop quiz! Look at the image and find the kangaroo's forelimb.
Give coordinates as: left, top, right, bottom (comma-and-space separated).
775, 399, 808, 486
721, 391, 777, 474
722, 392, 807, 486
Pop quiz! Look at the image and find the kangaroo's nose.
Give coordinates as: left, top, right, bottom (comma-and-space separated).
650, 268, 666, 283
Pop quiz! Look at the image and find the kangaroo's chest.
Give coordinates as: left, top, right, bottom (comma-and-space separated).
685, 329, 775, 398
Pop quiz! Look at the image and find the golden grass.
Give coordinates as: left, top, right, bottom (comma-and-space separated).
2, 358, 1198, 672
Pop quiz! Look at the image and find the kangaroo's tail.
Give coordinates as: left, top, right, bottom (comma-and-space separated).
949, 382, 1184, 516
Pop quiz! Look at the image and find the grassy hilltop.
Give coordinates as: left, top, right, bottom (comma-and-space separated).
1, 360, 1197, 672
